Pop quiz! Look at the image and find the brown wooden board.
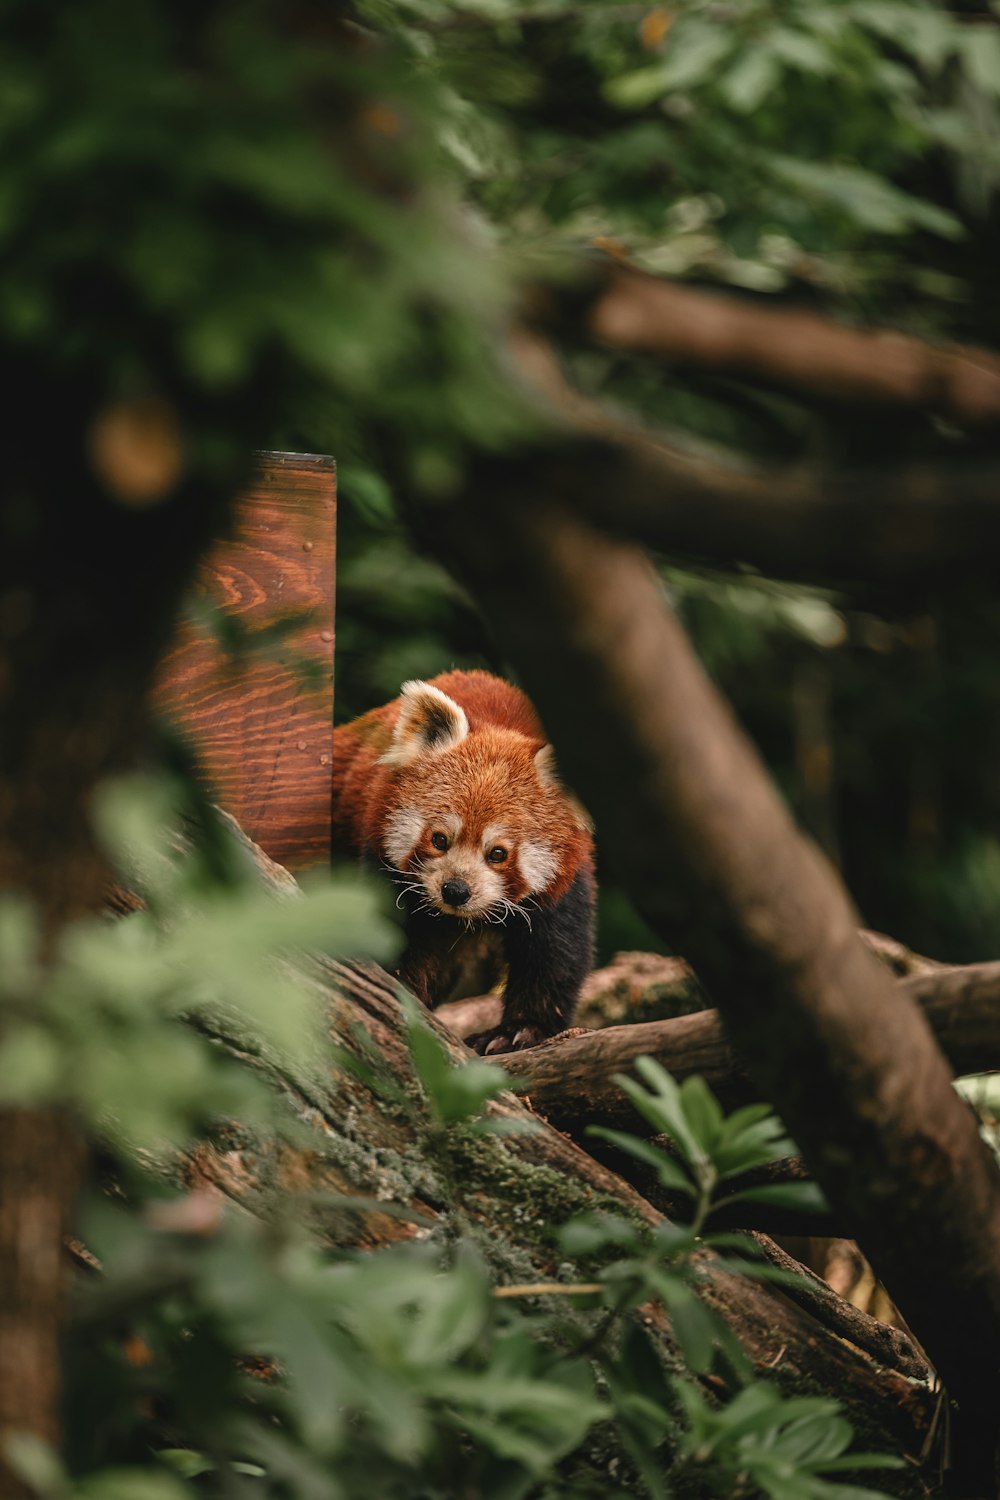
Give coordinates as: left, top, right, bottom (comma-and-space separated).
153, 452, 336, 870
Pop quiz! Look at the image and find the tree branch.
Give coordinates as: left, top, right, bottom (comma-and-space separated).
505, 330, 1000, 587
441, 958, 1000, 1132
575, 264, 1000, 429
436, 930, 943, 1040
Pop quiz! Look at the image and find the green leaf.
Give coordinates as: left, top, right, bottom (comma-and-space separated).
770, 28, 835, 76
405, 999, 515, 1123
76, 1470, 195, 1500
615, 1058, 704, 1168
659, 1283, 720, 1375
587, 1125, 697, 1195
771, 1411, 854, 1465
715, 1181, 831, 1216
3, 1433, 66, 1497
850, 3, 957, 71
721, 51, 781, 112
605, 23, 733, 108
0, 896, 41, 998
769, 155, 963, 240
0, 1024, 62, 1104
557, 1212, 641, 1257
678, 1075, 725, 1155
960, 28, 1000, 96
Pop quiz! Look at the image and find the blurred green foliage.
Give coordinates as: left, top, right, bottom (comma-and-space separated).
0, 773, 398, 1145
0, 777, 903, 1493
3, 0, 996, 1492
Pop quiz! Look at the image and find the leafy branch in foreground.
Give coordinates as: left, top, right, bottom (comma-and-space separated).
410, 1037, 901, 1499
0, 773, 398, 1148
593, 1055, 830, 1234
1, 791, 902, 1498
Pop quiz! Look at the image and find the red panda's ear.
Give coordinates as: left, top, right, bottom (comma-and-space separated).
534, 745, 594, 832
380, 681, 469, 768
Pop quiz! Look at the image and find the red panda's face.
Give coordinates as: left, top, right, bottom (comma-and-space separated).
375, 681, 588, 922
379, 738, 564, 920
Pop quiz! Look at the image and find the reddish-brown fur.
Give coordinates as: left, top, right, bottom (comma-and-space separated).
332, 670, 592, 908
332, 671, 596, 1049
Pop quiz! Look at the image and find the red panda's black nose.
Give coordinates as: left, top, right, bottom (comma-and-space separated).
442, 878, 471, 908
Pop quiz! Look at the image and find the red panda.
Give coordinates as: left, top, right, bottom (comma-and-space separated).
332, 670, 595, 1054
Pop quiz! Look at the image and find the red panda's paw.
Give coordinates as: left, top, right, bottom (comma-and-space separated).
467, 1024, 546, 1056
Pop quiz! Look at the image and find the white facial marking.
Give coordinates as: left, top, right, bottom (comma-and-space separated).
519, 839, 558, 893
535, 743, 592, 830
379, 682, 469, 768
383, 807, 425, 868
482, 823, 510, 853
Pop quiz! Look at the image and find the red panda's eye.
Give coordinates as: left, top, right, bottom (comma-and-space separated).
486, 846, 507, 864
431, 832, 449, 852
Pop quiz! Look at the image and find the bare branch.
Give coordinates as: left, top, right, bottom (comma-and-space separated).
582, 265, 1000, 428
746, 1235, 931, 1386
506, 329, 1000, 586
435, 929, 944, 1040
454, 959, 1000, 1140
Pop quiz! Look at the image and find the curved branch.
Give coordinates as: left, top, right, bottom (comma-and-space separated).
507, 330, 1000, 586
581, 265, 1000, 429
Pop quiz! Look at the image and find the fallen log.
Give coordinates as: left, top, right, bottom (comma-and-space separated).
113, 820, 937, 1491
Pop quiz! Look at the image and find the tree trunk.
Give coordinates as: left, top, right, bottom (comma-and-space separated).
0, 407, 245, 1486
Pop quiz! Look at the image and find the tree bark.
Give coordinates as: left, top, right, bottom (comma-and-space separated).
439, 957, 1000, 1130
503, 332, 1000, 588
0, 405, 247, 1485
428, 481, 1000, 1488
570, 263, 1000, 429
0, 1110, 84, 1476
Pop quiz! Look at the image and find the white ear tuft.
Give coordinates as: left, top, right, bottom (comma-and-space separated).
533, 744, 593, 832
379, 681, 469, 768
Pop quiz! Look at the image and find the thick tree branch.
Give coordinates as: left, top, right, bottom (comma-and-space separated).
430, 476, 1000, 1481
577, 265, 1000, 429
436, 930, 944, 1041
441, 958, 1000, 1130
507, 331, 1000, 587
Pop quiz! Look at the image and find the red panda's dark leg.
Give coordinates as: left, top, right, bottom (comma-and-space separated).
396, 920, 453, 1009
396, 909, 490, 1010
468, 867, 595, 1055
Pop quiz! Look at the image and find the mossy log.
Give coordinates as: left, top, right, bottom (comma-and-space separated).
127, 824, 943, 1496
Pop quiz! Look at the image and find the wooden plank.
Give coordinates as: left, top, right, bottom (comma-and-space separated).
153, 452, 336, 870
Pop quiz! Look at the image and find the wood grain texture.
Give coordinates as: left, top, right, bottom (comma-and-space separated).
153, 452, 336, 870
